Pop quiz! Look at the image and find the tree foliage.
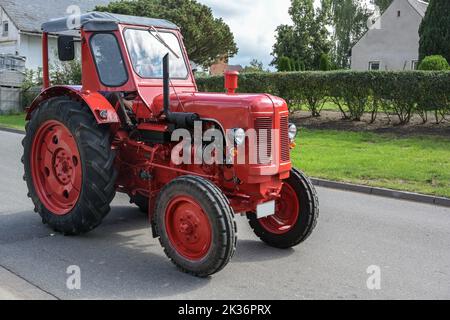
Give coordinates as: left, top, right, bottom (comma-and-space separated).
373, 0, 393, 13
319, 53, 332, 71
271, 0, 331, 71
95, 0, 238, 68
419, 0, 450, 63
330, 0, 372, 69
242, 59, 266, 73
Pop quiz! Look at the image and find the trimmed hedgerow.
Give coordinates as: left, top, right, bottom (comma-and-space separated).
196, 71, 450, 124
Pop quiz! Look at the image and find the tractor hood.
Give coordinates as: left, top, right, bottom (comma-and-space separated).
152, 92, 288, 130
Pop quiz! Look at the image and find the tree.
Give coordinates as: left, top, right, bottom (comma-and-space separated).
373, 0, 393, 13
95, 0, 238, 68
278, 56, 293, 72
271, 0, 332, 71
319, 53, 332, 71
419, 0, 449, 63
330, 0, 372, 69
242, 59, 265, 73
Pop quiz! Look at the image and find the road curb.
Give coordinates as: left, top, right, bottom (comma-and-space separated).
1, 126, 449, 209
0, 126, 25, 135
311, 178, 450, 208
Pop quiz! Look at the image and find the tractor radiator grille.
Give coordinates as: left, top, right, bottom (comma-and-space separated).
280, 116, 290, 162
255, 117, 273, 164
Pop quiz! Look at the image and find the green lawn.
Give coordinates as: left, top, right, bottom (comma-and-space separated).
0, 113, 26, 130
0, 115, 449, 198
292, 129, 450, 198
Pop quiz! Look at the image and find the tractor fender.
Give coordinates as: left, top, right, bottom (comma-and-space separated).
26, 86, 120, 124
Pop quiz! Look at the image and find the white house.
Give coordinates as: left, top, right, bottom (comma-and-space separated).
0, 0, 111, 71
351, 0, 429, 71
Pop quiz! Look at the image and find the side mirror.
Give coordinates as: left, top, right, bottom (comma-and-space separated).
57, 35, 75, 61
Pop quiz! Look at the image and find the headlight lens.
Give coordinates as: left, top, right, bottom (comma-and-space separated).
288, 123, 297, 142
233, 128, 246, 146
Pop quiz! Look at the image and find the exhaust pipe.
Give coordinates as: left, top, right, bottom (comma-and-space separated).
163, 54, 199, 128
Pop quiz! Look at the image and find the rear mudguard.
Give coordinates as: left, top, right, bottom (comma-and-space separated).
26, 86, 120, 124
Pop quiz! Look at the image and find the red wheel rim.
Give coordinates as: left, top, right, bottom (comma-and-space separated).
165, 196, 212, 261
259, 183, 299, 235
31, 120, 82, 215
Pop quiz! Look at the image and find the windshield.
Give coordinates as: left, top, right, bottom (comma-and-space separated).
124, 28, 188, 79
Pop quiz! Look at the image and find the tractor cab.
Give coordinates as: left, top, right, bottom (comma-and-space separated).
23, 12, 319, 277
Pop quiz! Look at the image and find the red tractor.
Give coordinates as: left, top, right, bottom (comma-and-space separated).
22, 12, 319, 277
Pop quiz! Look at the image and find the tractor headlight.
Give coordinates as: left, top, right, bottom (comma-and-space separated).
233, 128, 246, 146
288, 123, 297, 142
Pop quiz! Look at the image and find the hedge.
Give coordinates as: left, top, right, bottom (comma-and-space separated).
196, 71, 450, 124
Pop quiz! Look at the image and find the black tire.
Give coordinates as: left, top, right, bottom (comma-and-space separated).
22, 98, 117, 235
129, 193, 149, 214
155, 175, 237, 277
247, 168, 319, 249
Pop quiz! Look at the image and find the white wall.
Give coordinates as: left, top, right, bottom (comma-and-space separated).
18, 33, 60, 71
0, 6, 19, 55
351, 0, 422, 70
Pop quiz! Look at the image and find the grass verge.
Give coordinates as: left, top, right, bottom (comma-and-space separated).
293, 129, 450, 198
0, 113, 26, 131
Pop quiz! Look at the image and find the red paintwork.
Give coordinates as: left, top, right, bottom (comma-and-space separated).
165, 195, 212, 260
42, 33, 50, 89
259, 182, 299, 234
30, 21, 296, 243
31, 120, 82, 215
224, 70, 239, 94
26, 86, 120, 124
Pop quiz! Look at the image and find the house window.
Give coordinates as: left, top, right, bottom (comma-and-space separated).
369, 61, 380, 71
2, 21, 8, 36
412, 60, 419, 70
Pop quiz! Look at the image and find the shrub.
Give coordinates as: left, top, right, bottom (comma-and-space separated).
278, 57, 293, 72
418, 55, 449, 71
196, 70, 450, 124
319, 53, 332, 71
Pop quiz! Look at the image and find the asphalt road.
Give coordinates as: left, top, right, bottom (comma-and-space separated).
0, 130, 449, 300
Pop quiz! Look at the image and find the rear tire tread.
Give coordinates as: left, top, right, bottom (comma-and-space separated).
22, 98, 117, 235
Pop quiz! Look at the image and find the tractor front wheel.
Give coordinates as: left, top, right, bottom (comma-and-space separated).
247, 168, 319, 249
155, 176, 237, 277
22, 98, 117, 235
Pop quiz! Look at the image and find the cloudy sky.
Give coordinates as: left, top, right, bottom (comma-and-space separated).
198, 0, 322, 69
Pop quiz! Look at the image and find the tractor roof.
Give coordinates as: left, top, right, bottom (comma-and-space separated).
41, 11, 179, 33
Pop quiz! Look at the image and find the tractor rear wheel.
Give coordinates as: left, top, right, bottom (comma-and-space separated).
155, 176, 237, 277
22, 98, 117, 235
247, 168, 319, 249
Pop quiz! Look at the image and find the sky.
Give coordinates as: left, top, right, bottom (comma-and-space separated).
198, 0, 296, 69
199, 0, 374, 69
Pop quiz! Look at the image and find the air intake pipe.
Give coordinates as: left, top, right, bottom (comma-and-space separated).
163, 53, 199, 128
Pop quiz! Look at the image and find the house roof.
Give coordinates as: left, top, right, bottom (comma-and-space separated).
407, 0, 429, 18
226, 65, 243, 72
41, 11, 178, 33
0, 0, 112, 33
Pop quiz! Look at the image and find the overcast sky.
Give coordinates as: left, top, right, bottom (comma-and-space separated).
198, 0, 322, 69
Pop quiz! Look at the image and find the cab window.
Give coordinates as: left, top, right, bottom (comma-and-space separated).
124, 28, 188, 79
90, 33, 128, 87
